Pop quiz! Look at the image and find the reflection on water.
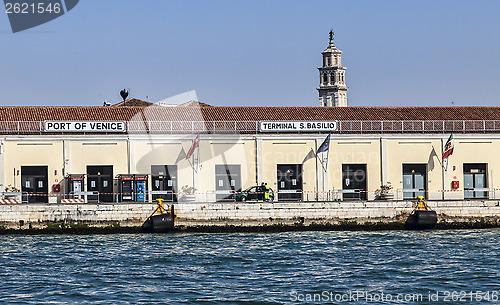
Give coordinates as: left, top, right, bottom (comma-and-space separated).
0, 230, 499, 304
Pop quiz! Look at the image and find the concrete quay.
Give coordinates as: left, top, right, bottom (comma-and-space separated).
0, 200, 499, 231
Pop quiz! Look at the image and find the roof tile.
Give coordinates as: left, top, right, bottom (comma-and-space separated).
0, 105, 499, 122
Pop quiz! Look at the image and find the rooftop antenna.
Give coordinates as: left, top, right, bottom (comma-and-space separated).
120, 89, 129, 101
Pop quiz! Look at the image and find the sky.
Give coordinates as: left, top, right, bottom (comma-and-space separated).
1, 0, 500, 107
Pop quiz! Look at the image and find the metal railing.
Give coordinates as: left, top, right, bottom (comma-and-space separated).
338, 120, 500, 133
1, 188, 498, 203
1, 120, 500, 134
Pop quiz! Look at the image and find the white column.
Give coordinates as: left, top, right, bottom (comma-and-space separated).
128, 138, 135, 174
0, 138, 4, 191
63, 140, 70, 175
380, 137, 388, 186
193, 139, 201, 201
256, 137, 263, 184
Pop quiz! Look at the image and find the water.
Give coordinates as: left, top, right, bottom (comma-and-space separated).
0, 230, 499, 304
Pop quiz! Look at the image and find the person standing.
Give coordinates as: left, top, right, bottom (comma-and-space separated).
259, 182, 265, 201
264, 182, 270, 201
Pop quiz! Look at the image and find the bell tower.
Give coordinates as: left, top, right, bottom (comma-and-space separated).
317, 30, 348, 107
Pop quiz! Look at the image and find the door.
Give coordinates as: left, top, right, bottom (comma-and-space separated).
87, 166, 113, 202
403, 164, 427, 199
464, 164, 487, 199
21, 166, 48, 203
342, 164, 367, 200
215, 165, 241, 201
151, 165, 177, 202
247, 186, 259, 201
277, 164, 302, 201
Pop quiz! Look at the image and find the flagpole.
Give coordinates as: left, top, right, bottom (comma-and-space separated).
441, 137, 446, 201
324, 152, 327, 200
191, 137, 195, 196
315, 134, 331, 201
325, 134, 330, 171
315, 138, 319, 201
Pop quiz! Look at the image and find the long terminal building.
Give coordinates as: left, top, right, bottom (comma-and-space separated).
1, 101, 500, 203
1, 32, 499, 204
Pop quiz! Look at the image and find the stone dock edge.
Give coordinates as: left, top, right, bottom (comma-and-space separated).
0, 200, 499, 234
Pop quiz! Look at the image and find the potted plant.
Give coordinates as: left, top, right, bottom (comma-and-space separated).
376, 182, 394, 200
179, 185, 197, 202
4, 185, 21, 199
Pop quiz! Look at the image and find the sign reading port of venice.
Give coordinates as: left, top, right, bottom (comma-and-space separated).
44, 121, 126, 132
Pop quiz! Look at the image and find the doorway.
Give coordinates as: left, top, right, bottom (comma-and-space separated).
151, 165, 177, 202
403, 164, 427, 199
464, 163, 488, 199
342, 164, 367, 200
277, 164, 303, 201
21, 166, 48, 203
215, 164, 241, 201
87, 165, 113, 202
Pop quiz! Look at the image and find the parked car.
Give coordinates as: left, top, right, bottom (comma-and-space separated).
236, 186, 274, 202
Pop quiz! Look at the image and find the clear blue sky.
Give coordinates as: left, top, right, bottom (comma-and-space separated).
1, 0, 500, 107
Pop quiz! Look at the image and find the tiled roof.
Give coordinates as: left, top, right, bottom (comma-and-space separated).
178, 101, 213, 107
1, 105, 500, 122
111, 98, 155, 107
200, 106, 500, 121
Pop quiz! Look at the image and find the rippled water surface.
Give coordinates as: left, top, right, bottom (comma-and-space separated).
1, 230, 499, 304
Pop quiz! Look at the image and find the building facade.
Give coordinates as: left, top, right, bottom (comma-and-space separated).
1, 101, 499, 203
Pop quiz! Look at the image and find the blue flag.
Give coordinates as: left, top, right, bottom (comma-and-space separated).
317, 134, 330, 153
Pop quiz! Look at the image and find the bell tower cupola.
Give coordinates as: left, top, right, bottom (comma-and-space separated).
317, 30, 348, 107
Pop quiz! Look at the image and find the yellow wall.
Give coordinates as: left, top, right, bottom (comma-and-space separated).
4, 134, 500, 202
261, 139, 316, 199
4, 140, 64, 203
386, 140, 442, 200
445, 139, 500, 200
131, 136, 256, 198
199, 139, 255, 194
131, 139, 192, 193
68, 140, 128, 195
327, 139, 381, 200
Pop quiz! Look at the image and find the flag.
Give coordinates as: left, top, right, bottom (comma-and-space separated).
442, 133, 454, 160
317, 134, 330, 153
186, 134, 199, 159
427, 146, 439, 171
175, 147, 187, 164
302, 149, 316, 164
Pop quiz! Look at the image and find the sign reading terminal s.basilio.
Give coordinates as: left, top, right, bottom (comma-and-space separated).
44, 121, 126, 132
260, 121, 338, 132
